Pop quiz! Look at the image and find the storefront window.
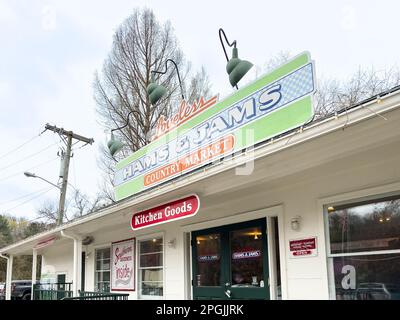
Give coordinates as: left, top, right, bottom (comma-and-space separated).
95, 247, 110, 292
327, 195, 400, 299
195, 233, 221, 287
138, 237, 163, 298
230, 227, 263, 287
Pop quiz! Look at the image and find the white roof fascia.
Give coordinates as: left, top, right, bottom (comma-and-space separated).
1, 92, 400, 255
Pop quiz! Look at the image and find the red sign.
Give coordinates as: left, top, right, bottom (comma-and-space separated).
131, 194, 200, 230
289, 237, 318, 258
33, 236, 56, 250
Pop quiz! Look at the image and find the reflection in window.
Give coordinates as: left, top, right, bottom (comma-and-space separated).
195, 234, 221, 287
327, 195, 400, 300
138, 238, 163, 298
333, 254, 400, 300
230, 227, 263, 287
328, 196, 400, 254
95, 248, 110, 292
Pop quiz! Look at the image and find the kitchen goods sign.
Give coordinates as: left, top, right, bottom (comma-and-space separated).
131, 194, 200, 230
111, 238, 135, 291
289, 237, 318, 258
114, 52, 316, 201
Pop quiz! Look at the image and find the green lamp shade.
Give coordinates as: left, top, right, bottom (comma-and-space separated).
108, 133, 124, 157
147, 82, 167, 105
226, 47, 253, 87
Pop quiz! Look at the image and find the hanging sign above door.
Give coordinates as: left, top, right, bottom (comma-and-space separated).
131, 194, 200, 230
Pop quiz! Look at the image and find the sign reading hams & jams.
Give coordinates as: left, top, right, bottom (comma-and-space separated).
114, 52, 316, 201
131, 194, 200, 230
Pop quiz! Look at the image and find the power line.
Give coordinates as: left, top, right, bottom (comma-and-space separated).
43, 123, 94, 226
27, 216, 45, 223
0, 187, 51, 206
2, 187, 54, 213
0, 157, 58, 183
0, 134, 41, 161
67, 181, 92, 205
0, 142, 58, 172
72, 155, 77, 191
27, 216, 49, 223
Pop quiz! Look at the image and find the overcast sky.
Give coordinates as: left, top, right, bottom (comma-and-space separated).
0, 0, 399, 222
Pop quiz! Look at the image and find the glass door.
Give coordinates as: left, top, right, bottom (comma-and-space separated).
192, 218, 269, 300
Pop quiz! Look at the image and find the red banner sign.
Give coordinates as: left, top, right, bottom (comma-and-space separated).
289, 237, 318, 258
33, 236, 56, 250
131, 194, 200, 230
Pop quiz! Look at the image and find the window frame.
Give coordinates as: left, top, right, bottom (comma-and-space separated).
323, 187, 400, 300
136, 232, 165, 300
94, 246, 111, 293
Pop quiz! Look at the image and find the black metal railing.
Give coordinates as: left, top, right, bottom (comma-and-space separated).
62, 290, 129, 300
33, 282, 73, 300
33, 283, 129, 300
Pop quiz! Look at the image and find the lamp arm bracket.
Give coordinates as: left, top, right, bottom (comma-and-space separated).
111, 110, 139, 132
150, 59, 185, 101
219, 28, 239, 90
218, 28, 237, 63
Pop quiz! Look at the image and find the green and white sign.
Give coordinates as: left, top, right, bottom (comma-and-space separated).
114, 52, 316, 201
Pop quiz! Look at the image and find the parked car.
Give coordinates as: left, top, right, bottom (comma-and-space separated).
354, 282, 400, 300
0, 282, 5, 300
10, 280, 32, 300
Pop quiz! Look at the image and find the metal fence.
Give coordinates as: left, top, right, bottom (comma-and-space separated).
33, 283, 129, 300
33, 282, 73, 300
62, 290, 129, 300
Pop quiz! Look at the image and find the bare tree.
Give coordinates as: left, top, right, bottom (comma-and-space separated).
185, 66, 211, 105
94, 8, 212, 201
71, 189, 104, 219
35, 189, 104, 223
94, 8, 211, 156
315, 66, 400, 117
257, 52, 400, 117
36, 200, 59, 225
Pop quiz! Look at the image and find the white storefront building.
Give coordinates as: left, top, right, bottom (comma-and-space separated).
1, 53, 400, 300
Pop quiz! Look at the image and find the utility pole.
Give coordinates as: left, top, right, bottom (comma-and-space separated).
44, 124, 94, 226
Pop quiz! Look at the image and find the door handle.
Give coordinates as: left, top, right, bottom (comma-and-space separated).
224, 289, 231, 299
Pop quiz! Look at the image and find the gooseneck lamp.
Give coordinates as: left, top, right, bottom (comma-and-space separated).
107, 110, 136, 157
219, 28, 253, 89
147, 59, 185, 105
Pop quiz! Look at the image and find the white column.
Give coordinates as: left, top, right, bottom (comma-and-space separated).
31, 249, 37, 299
72, 238, 82, 296
5, 255, 13, 300
60, 231, 82, 297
